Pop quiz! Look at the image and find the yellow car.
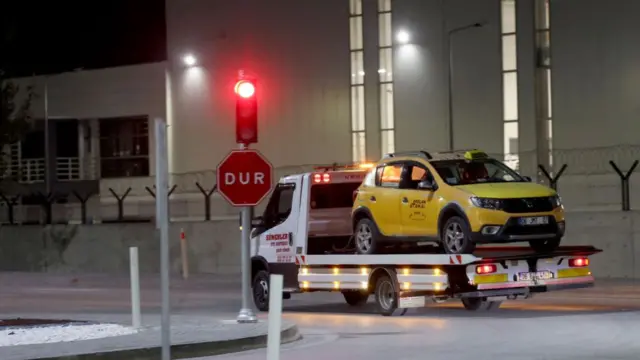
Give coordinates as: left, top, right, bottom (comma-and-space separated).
351, 150, 565, 254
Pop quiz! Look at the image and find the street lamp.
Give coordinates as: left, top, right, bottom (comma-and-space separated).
446, 22, 484, 151
182, 54, 197, 67
396, 30, 411, 44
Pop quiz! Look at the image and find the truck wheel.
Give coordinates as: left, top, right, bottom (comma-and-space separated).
529, 236, 561, 253
342, 291, 369, 306
252, 270, 270, 312
461, 297, 502, 311
355, 218, 381, 255
374, 274, 398, 316
441, 216, 476, 254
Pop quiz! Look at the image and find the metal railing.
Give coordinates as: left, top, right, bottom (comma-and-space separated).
1, 157, 88, 183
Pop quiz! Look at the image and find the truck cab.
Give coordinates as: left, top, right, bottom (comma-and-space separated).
249, 165, 370, 305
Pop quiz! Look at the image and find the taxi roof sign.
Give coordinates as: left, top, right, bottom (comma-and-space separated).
463, 150, 489, 161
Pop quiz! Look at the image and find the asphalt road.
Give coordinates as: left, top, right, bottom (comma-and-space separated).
2, 273, 640, 360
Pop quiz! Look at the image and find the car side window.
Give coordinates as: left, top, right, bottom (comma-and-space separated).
379, 163, 403, 188
401, 163, 434, 190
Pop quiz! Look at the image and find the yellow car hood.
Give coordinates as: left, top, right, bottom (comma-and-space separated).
457, 182, 556, 198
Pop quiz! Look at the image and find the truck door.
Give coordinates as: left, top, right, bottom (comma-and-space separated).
251, 180, 300, 289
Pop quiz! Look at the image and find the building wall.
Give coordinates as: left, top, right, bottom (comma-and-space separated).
165, 0, 352, 173
8, 62, 167, 176
392, 0, 503, 155
551, 0, 640, 151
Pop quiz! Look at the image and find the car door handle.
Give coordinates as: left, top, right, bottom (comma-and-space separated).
402, 197, 408, 204
370, 196, 376, 202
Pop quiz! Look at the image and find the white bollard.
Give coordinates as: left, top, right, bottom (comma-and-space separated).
266, 274, 283, 360
129, 246, 141, 328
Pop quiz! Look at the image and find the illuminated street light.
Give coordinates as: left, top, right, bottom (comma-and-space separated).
182, 54, 197, 67
396, 30, 410, 44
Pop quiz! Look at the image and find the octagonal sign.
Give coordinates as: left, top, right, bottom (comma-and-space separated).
216, 149, 274, 207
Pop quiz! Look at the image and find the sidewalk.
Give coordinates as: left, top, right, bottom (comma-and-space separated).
0, 313, 300, 360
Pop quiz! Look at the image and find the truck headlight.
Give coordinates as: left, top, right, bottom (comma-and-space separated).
470, 196, 504, 210
550, 194, 563, 208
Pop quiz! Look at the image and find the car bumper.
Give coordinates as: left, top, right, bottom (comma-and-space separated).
470, 217, 565, 244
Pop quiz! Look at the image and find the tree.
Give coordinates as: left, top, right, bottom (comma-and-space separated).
1, 6, 35, 181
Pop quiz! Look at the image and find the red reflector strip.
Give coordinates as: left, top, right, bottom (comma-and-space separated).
568, 257, 589, 267
476, 264, 497, 274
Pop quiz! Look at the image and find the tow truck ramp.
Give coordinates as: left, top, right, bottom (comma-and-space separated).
294, 246, 601, 316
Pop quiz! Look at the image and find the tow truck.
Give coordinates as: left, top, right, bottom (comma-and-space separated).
249, 164, 601, 316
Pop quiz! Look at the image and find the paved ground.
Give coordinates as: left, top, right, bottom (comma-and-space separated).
2, 272, 640, 359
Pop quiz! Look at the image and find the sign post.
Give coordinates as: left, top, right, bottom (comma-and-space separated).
216, 147, 273, 324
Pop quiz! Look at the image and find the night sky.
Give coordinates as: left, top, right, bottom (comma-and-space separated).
1, 0, 167, 78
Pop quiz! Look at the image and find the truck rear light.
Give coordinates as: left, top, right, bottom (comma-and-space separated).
568, 257, 589, 267
312, 173, 331, 183
476, 264, 497, 274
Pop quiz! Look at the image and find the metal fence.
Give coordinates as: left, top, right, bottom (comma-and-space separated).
1, 145, 640, 225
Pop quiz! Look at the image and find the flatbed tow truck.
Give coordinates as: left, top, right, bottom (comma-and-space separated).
249, 165, 602, 316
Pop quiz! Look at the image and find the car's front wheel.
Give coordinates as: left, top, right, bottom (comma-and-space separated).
529, 236, 561, 253
441, 216, 476, 254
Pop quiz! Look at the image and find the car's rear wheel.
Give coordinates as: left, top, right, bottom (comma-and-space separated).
529, 236, 561, 253
355, 218, 381, 255
441, 216, 476, 254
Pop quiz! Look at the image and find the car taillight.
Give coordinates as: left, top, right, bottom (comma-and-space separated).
568, 257, 589, 267
313, 173, 331, 183
476, 264, 497, 274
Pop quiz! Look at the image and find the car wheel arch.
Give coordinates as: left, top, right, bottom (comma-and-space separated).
437, 203, 472, 236
352, 206, 375, 230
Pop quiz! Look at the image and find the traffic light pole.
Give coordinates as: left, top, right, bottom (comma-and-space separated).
237, 143, 258, 324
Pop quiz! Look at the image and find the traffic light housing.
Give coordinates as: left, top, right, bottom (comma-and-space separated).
235, 78, 258, 145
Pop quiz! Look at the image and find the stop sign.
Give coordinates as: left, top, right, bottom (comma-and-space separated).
216, 149, 274, 207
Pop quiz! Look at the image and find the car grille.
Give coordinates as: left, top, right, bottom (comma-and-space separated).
502, 197, 553, 213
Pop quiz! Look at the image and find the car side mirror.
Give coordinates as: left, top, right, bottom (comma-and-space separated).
417, 180, 436, 191
251, 216, 264, 227
523, 176, 532, 182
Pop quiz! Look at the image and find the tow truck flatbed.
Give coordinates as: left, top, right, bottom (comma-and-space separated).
249, 167, 603, 316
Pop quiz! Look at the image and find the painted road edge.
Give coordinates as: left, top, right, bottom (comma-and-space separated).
33, 324, 302, 360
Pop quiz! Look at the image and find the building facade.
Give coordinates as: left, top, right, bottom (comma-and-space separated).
2, 0, 640, 224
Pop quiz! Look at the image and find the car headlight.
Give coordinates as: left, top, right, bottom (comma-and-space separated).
550, 194, 563, 208
470, 196, 504, 210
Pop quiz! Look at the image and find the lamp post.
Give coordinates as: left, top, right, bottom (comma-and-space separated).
446, 22, 484, 151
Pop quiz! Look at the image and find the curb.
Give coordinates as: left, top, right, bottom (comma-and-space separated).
33, 324, 302, 360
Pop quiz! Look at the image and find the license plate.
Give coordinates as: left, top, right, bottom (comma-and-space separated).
517, 271, 553, 281
518, 216, 548, 226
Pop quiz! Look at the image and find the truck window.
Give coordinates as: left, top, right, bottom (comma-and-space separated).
262, 184, 295, 228
310, 182, 361, 209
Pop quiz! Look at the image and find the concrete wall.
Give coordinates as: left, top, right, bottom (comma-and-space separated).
165, 0, 352, 172
393, 0, 503, 154
2, 211, 640, 279
551, 0, 640, 151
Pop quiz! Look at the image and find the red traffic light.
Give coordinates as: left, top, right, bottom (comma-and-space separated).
235, 80, 256, 98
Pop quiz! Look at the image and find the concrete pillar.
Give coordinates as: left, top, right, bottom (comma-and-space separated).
516, 0, 538, 179
362, 0, 381, 161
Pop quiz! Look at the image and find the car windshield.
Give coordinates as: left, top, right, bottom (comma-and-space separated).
431, 158, 525, 185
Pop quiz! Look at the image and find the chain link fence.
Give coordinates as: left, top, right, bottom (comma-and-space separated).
1, 145, 639, 224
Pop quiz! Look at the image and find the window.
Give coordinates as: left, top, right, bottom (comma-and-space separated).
401, 164, 435, 190
379, 163, 403, 187
432, 159, 524, 186
502, 34, 517, 71
501, 0, 516, 34
263, 183, 295, 228
379, 48, 393, 82
378, 13, 392, 47
350, 0, 366, 162
378, 1, 395, 158
503, 72, 518, 121
99, 116, 150, 178
310, 182, 362, 209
